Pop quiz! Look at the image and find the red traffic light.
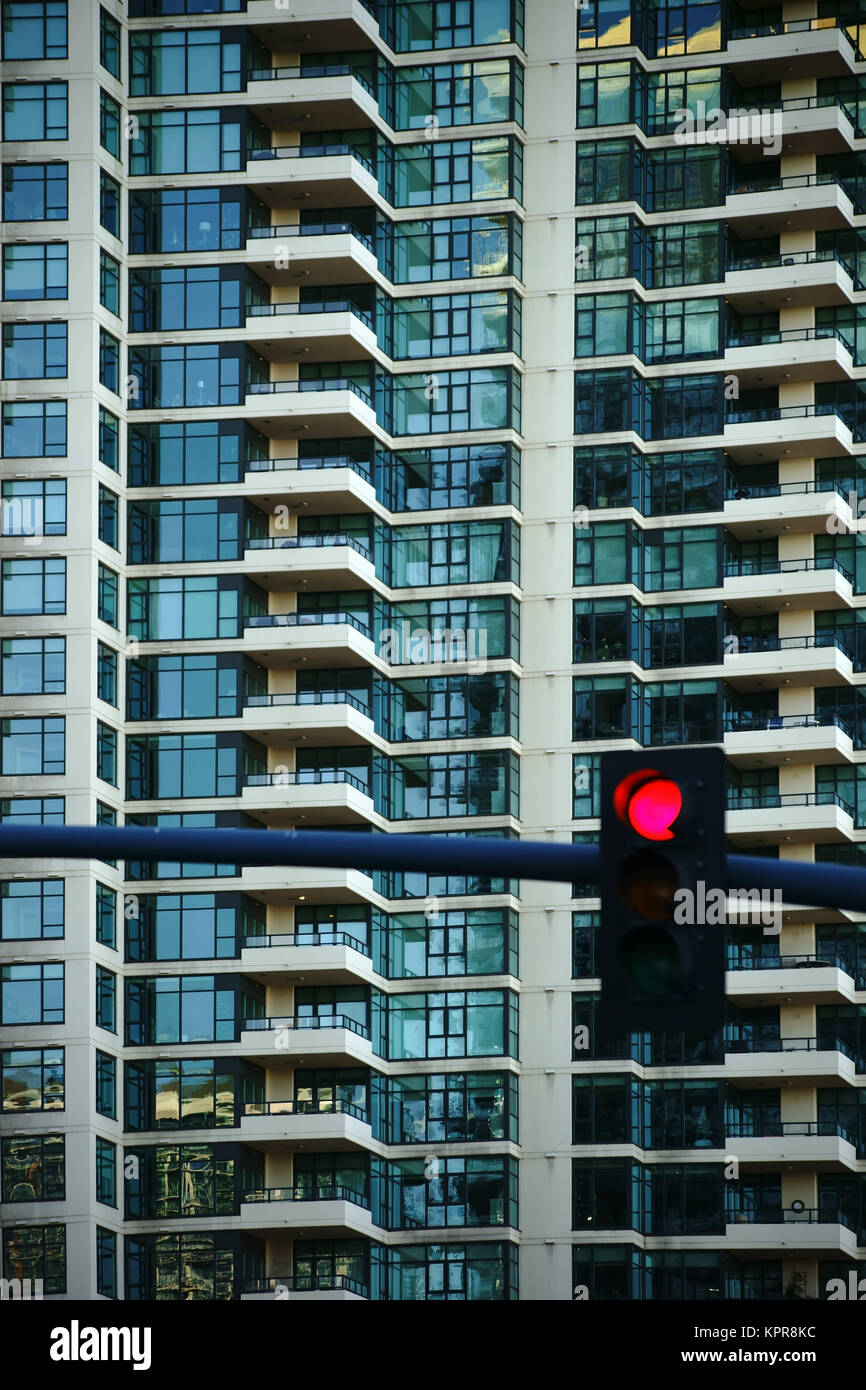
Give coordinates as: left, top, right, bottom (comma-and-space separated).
613, 769, 683, 842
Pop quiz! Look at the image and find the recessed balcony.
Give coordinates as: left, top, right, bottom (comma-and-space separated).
240, 1184, 375, 1236
243, 611, 376, 669
726, 20, 860, 83
723, 555, 854, 612
726, 789, 854, 842
723, 711, 857, 764
724, 1034, 861, 1085
238, 864, 377, 905
723, 632, 857, 689
240, 1097, 371, 1150
724, 325, 853, 387
726, 172, 855, 234
241, 768, 377, 825
725, 1121, 858, 1170
723, 479, 853, 536
246, 143, 378, 208
724, 1207, 859, 1255
241, 692, 375, 746
244, 376, 376, 435
246, 0, 378, 41
241, 1274, 367, 1301
725, 248, 859, 309
245, 299, 376, 363
243, 533, 375, 590
726, 956, 854, 1004
244, 63, 378, 129
241, 931, 376, 986
724, 403, 857, 462
239, 1013, 373, 1066
246, 220, 377, 288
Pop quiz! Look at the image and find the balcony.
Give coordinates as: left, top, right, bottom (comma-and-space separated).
240, 1012, 373, 1065
725, 1121, 858, 1169
725, 789, 854, 842
723, 631, 857, 688
724, 479, 853, 538
724, 403, 858, 462
246, 221, 377, 288
724, 1034, 861, 1086
724, 326, 854, 386
246, 143, 377, 207
726, 954, 854, 1005
723, 554, 853, 612
246, 299, 376, 363
241, 692, 375, 746
238, 863, 377, 905
244, 376, 376, 435
241, 931, 377, 986
240, 1184, 375, 1235
723, 710, 857, 763
726, 20, 861, 82
240, 1097, 371, 1148
241, 1274, 367, 1302
243, 533, 375, 590
243, 455, 376, 512
243, 611, 376, 669
244, 63, 378, 129
725, 1206, 859, 1255
726, 248, 861, 310
241, 769, 377, 825
726, 172, 855, 234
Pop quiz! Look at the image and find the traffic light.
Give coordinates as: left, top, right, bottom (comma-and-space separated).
598, 747, 726, 1036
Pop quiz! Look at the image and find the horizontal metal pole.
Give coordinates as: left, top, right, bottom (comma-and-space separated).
0, 825, 864, 913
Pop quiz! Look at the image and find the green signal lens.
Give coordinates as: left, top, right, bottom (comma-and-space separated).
619, 926, 681, 998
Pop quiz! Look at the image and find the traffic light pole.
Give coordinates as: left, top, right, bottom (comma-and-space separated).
1, 823, 866, 914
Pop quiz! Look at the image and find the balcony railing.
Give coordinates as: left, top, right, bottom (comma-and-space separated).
727, 950, 846, 973
243, 1013, 370, 1038
728, 17, 865, 60
243, 1184, 370, 1209
725, 325, 854, 354
724, 1034, 861, 1065
723, 711, 854, 738
242, 931, 372, 958
726, 790, 855, 816
723, 555, 854, 583
247, 220, 375, 253
243, 1097, 368, 1120
245, 533, 373, 561
726, 1120, 856, 1143
248, 63, 376, 98
245, 610, 371, 636
248, 143, 376, 175
245, 454, 373, 482
247, 299, 374, 329
727, 171, 858, 207
247, 377, 374, 407
727, 1206, 858, 1232
724, 479, 851, 501
243, 691, 370, 715
244, 769, 370, 793
726, 248, 862, 287
726, 630, 856, 661
242, 1275, 368, 1297
725, 403, 864, 440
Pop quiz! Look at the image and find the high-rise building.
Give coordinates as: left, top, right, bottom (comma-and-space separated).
1, 0, 864, 1304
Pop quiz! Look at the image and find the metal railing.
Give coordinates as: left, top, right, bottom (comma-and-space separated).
247, 63, 376, 97
242, 931, 372, 958
245, 610, 371, 636
724, 1034, 860, 1063
243, 691, 370, 715
247, 220, 375, 253
723, 711, 854, 738
243, 1097, 368, 1120
724, 479, 851, 501
725, 402, 863, 439
246, 377, 373, 407
728, 17, 865, 60
723, 554, 854, 583
248, 143, 376, 175
245, 533, 373, 561
726, 790, 855, 817
244, 768, 370, 794
242, 1012, 370, 1038
245, 454, 373, 481
243, 1184, 370, 1208
727, 1206, 857, 1231
726, 248, 861, 286
726, 630, 856, 661
727, 171, 858, 206
726, 1120, 856, 1143
725, 325, 854, 353
242, 1275, 368, 1297
247, 299, 374, 329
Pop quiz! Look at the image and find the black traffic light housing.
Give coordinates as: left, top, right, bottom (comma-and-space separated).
598, 746, 726, 1036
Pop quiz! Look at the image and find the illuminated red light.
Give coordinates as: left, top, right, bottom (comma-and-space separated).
614, 770, 683, 842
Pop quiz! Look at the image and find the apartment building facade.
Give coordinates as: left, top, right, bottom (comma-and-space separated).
1, 0, 865, 1302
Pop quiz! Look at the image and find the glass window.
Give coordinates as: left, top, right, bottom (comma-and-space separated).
2, 558, 65, 614
2, 161, 67, 221
98, 406, 119, 472
97, 642, 118, 705
99, 328, 120, 395
2, 1133, 64, 1202
2, 2, 67, 60
100, 169, 120, 237
575, 216, 630, 282
1, 1047, 63, 1112
3, 243, 67, 300
129, 108, 246, 176
98, 563, 118, 626
98, 485, 119, 549
96, 882, 116, 948
387, 990, 516, 1060
1, 637, 65, 695
96, 1050, 116, 1118
97, 720, 118, 786
96, 1227, 117, 1298
99, 249, 120, 316
2, 81, 67, 139
1, 962, 63, 1024
129, 28, 243, 96
96, 965, 116, 1032
577, 62, 632, 127
2, 1223, 65, 1293
576, 139, 631, 204
2, 716, 65, 774
2, 401, 66, 456
99, 6, 120, 78
99, 89, 120, 159
96, 1136, 116, 1206
1, 878, 63, 940
2, 479, 66, 537
0, 796, 64, 826
3, 321, 67, 379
